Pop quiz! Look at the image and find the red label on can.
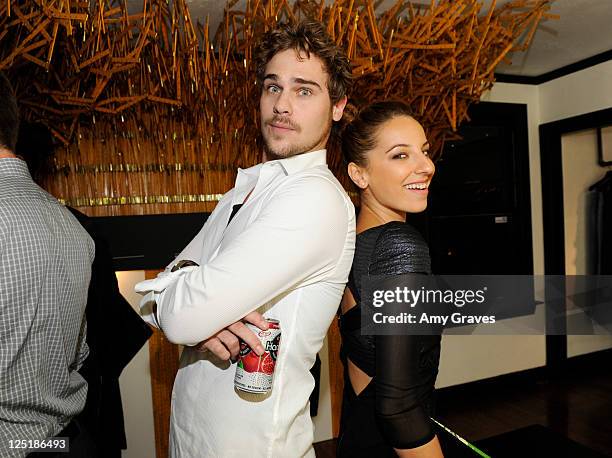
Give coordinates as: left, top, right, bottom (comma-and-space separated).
234, 319, 281, 393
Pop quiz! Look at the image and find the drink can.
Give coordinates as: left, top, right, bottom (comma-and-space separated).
234, 319, 281, 394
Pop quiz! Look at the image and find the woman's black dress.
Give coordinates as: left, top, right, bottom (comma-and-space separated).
337, 221, 441, 457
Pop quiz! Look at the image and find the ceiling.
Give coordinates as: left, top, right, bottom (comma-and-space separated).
134, 0, 612, 77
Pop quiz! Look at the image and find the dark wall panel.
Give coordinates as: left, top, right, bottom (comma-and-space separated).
93, 212, 210, 271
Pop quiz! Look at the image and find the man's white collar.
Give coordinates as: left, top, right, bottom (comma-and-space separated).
275, 149, 327, 175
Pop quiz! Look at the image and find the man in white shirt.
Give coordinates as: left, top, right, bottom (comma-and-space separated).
136, 20, 355, 457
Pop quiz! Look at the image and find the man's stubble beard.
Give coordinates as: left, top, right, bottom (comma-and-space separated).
262, 116, 332, 161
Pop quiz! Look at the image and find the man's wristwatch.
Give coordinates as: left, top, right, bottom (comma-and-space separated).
170, 260, 200, 272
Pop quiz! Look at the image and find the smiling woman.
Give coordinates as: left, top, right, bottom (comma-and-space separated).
344, 101, 435, 219
337, 100, 444, 458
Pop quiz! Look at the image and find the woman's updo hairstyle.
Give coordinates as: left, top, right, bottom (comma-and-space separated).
341, 100, 414, 167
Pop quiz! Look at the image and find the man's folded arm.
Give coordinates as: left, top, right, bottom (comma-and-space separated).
139, 176, 349, 346
137, 201, 227, 328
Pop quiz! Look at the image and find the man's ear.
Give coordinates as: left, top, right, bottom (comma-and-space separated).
332, 96, 348, 122
348, 162, 368, 189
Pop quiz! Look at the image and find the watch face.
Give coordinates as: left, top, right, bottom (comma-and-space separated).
171, 260, 199, 272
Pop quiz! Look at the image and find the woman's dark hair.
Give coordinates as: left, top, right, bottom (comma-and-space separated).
0, 72, 19, 152
254, 20, 353, 104
342, 100, 414, 167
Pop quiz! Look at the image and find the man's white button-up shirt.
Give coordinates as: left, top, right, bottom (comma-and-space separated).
136, 149, 355, 457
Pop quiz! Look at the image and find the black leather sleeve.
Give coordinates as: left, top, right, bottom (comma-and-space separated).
369, 222, 439, 449
369, 222, 430, 276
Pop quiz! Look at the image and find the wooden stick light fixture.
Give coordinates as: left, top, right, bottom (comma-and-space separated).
0, 0, 555, 215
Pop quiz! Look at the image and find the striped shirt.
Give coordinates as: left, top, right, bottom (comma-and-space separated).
0, 158, 94, 457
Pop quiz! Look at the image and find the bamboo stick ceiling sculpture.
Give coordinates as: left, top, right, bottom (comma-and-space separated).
0, 0, 555, 216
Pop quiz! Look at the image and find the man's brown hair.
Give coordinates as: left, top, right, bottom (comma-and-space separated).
254, 20, 353, 104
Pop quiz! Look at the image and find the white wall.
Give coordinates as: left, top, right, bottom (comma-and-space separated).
561, 129, 612, 357
116, 271, 156, 458
540, 60, 612, 124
